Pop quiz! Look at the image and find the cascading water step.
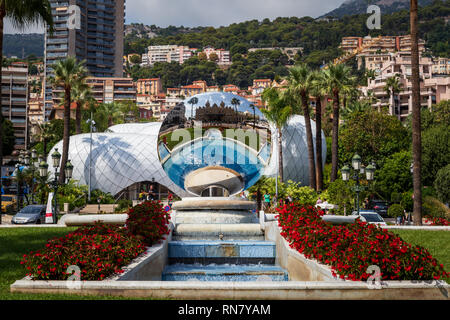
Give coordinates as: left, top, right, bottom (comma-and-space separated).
168, 241, 276, 265
162, 264, 289, 282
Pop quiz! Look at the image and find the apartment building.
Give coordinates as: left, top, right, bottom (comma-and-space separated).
340, 35, 425, 55
44, 0, 125, 120
1, 65, 29, 153
86, 77, 136, 104
136, 78, 163, 96
203, 47, 231, 66
364, 52, 449, 122
141, 45, 194, 66
432, 57, 450, 75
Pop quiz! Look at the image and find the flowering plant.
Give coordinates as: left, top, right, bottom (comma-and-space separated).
424, 216, 449, 226
21, 223, 146, 281
277, 204, 449, 282
22, 201, 171, 281
125, 200, 171, 246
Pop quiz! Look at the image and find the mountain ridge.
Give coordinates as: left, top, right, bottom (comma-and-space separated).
320, 0, 433, 18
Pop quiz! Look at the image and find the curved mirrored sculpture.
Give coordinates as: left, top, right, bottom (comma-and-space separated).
157, 92, 272, 197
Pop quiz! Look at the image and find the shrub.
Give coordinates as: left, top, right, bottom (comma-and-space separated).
89, 189, 115, 204
388, 204, 404, 218
423, 196, 449, 219
434, 164, 450, 204
276, 204, 449, 281
21, 223, 146, 281
125, 200, 170, 246
114, 199, 132, 212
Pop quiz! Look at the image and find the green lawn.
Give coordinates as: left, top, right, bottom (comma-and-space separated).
0, 227, 153, 300
391, 229, 450, 283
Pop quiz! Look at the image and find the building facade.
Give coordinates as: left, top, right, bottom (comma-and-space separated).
364, 52, 449, 122
1, 65, 29, 153
44, 0, 125, 120
86, 77, 136, 104
141, 45, 194, 66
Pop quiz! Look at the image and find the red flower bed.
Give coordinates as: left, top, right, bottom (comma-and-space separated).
21, 223, 146, 280
424, 216, 449, 226
277, 204, 449, 282
125, 200, 171, 246
22, 200, 171, 280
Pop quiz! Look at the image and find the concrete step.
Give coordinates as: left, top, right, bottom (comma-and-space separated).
162, 264, 289, 282
173, 223, 264, 241
168, 241, 276, 265
174, 210, 258, 224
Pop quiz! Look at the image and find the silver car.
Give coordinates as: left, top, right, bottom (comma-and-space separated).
11, 205, 46, 225
351, 210, 387, 226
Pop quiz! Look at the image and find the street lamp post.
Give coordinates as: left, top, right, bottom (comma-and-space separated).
13, 164, 21, 212
51, 148, 61, 224
341, 154, 376, 216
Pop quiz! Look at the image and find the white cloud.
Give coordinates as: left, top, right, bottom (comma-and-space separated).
4, 0, 344, 33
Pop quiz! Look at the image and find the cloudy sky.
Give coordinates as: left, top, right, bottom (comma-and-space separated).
4, 0, 345, 34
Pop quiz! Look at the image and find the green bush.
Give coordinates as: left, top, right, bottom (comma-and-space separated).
57, 181, 87, 211
434, 164, 450, 204
388, 203, 404, 218
423, 196, 449, 219
114, 199, 132, 213
88, 189, 115, 204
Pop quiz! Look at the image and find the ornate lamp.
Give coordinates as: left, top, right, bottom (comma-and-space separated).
352, 154, 361, 171
341, 165, 350, 181
65, 160, 74, 180
39, 161, 49, 177
51, 148, 61, 168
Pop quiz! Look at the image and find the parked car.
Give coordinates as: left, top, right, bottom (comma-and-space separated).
368, 200, 389, 218
351, 210, 387, 226
1, 194, 17, 213
11, 205, 46, 225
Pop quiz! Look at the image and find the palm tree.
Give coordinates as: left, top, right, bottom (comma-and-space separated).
72, 80, 92, 134
384, 75, 402, 120
341, 100, 372, 122
410, 0, 422, 225
231, 97, 241, 127
261, 87, 292, 183
284, 64, 317, 190
188, 97, 198, 122
33, 122, 56, 158
365, 69, 377, 85
0, 0, 53, 205
50, 57, 88, 184
322, 64, 354, 182
310, 70, 326, 191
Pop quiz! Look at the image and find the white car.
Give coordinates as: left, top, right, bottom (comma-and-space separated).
351, 210, 387, 226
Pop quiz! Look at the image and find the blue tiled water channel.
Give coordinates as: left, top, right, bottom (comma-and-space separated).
162, 241, 289, 281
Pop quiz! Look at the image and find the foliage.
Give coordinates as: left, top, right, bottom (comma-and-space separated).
114, 199, 132, 213
125, 201, 170, 246
374, 151, 413, 199
434, 164, 450, 204
88, 189, 115, 205
423, 196, 450, 220
57, 180, 87, 211
388, 204, 404, 218
277, 204, 449, 282
401, 191, 413, 213
326, 179, 359, 215
339, 109, 409, 169
247, 177, 318, 207
421, 124, 450, 186
21, 224, 145, 281
0, 115, 15, 157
